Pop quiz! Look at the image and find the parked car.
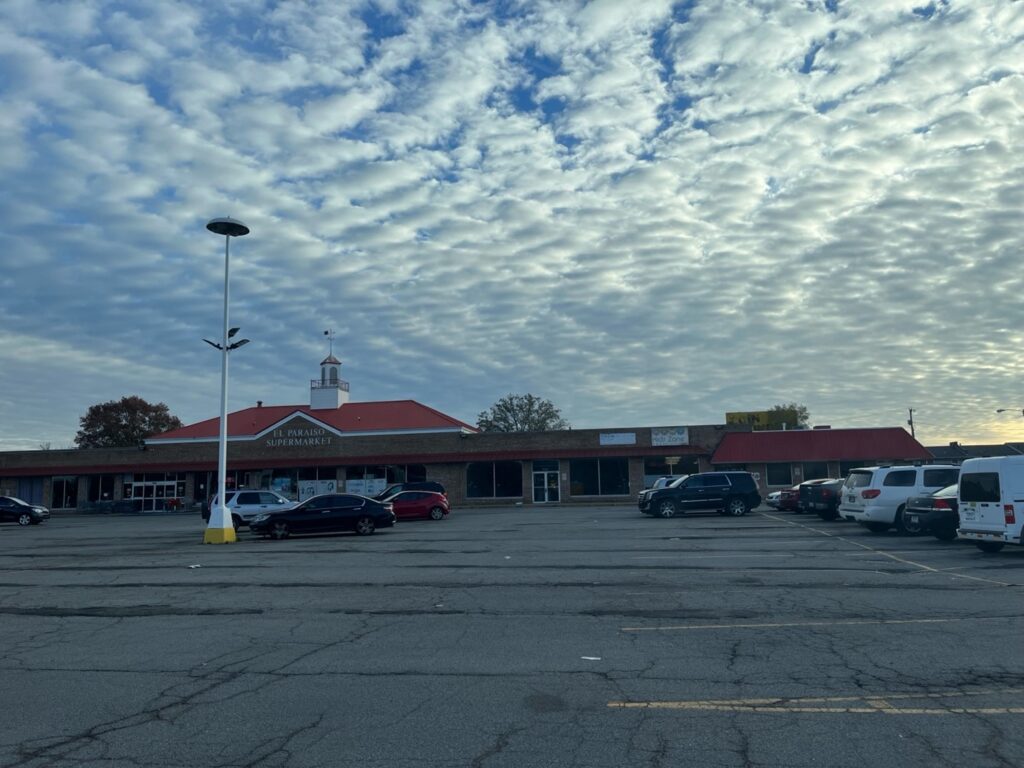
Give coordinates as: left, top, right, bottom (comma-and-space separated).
385, 490, 450, 521
807, 479, 845, 521
765, 490, 782, 509
374, 481, 446, 501
638, 472, 761, 518
956, 455, 1024, 553
797, 478, 835, 513
250, 493, 395, 539
904, 483, 959, 540
637, 475, 690, 508
0, 496, 50, 526
202, 490, 297, 528
838, 465, 960, 533
777, 485, 801, 512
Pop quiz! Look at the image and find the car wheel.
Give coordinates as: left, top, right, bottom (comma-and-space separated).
894, 506, 919, 535
934, 528, 957, 542
817, 510, 837, 522
270, 521, 290, 540
355, 516, 376, 535
232, 515, 242, 531
976, 542, 1004, 554
429, 506, 445, 521
863, 522, 890, 533
726, 498, 748, 516
17, 513, 32, 526
656, 499, 678, 518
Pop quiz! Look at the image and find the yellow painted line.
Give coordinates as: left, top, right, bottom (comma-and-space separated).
609, 687, 1024, 715
759, 512, 1015, 587
620, 615, 1021, 632
608, 703, 1024, 714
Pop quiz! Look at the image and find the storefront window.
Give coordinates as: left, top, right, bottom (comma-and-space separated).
52, 476, 78, 509
467, 462, 523, 498
569, 460, 599, 495
766, 463, 792, 486
802, 462, 829, 480
569, 458, 630, 496
599, 458, 630, 495
494, 462, 523, 497
467, 462, 495, 498
643, 457, 700, 476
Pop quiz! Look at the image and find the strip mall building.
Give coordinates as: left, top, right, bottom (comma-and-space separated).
0, 358, 934, 512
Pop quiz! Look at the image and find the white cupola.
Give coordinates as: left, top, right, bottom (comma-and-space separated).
310, 354, 350, 409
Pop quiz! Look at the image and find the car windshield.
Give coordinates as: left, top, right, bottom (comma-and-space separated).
933, 484, 958, 498
668, 476, 689, 488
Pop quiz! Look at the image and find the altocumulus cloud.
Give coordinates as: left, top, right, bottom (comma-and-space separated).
0, 0, 1022, 450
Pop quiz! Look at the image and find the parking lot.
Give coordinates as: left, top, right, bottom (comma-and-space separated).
1, 505, 1023, 768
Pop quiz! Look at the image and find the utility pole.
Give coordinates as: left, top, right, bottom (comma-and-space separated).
907, 408, 916, 438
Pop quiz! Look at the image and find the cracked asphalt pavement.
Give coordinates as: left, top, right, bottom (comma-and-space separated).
0, 505, 1022, 767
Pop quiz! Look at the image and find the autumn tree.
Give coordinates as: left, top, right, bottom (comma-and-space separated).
75, 396, 183, 448
476, 394, 570, 433
764, 402, 810, 430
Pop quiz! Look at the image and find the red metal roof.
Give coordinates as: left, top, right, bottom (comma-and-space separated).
149, 400, 476, 441
711, 428, 931, 464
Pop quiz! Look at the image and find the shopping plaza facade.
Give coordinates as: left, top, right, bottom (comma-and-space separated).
0, 358, 936, 512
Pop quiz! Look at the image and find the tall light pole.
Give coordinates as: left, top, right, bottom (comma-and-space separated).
204, 217, 250, 544
996, 408, 1024, 418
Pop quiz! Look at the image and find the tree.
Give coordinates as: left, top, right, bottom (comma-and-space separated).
764, 402, 810, 430
477, 394, 570, 433
75, 396, 183, 448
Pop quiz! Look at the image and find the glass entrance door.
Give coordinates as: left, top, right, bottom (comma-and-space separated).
532, 471, 560, 503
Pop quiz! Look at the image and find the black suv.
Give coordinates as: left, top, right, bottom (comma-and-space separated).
638, 472, 761, 518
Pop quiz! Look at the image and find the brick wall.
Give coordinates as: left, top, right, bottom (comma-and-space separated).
0, 420, 748, 508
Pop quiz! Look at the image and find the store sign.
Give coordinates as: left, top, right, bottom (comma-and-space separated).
266, 425, 333, 448
599, 432, 636, 446
652, 427, 689, 446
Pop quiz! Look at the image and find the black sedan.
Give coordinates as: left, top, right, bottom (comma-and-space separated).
904, 483, 959, 540
0, 496, 50, 526
249, 493, 395, 539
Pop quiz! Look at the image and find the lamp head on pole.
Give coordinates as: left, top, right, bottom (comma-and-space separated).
206, 217, 250, 237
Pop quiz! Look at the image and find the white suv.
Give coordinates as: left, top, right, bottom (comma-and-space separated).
839, 465, 960, 533
204, 490, 296, 528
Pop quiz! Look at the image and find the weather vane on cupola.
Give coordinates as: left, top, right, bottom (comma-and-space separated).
323, 329, 335, 357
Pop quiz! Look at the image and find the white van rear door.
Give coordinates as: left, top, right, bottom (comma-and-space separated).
958, 471, 1004, 533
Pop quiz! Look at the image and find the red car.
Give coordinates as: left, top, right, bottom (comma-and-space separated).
386, 491, 450, 521
778, 485, 801, 512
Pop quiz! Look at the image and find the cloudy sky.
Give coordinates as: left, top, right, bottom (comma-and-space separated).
1, 0, 1023, 451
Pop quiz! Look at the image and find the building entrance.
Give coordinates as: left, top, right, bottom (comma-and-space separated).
532, 460, 560, 503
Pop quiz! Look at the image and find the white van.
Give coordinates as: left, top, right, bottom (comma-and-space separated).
838, 464, 960, 533
956, 455, 1024, 553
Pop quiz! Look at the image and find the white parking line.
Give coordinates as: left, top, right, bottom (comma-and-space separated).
758, 512, 1017, 587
